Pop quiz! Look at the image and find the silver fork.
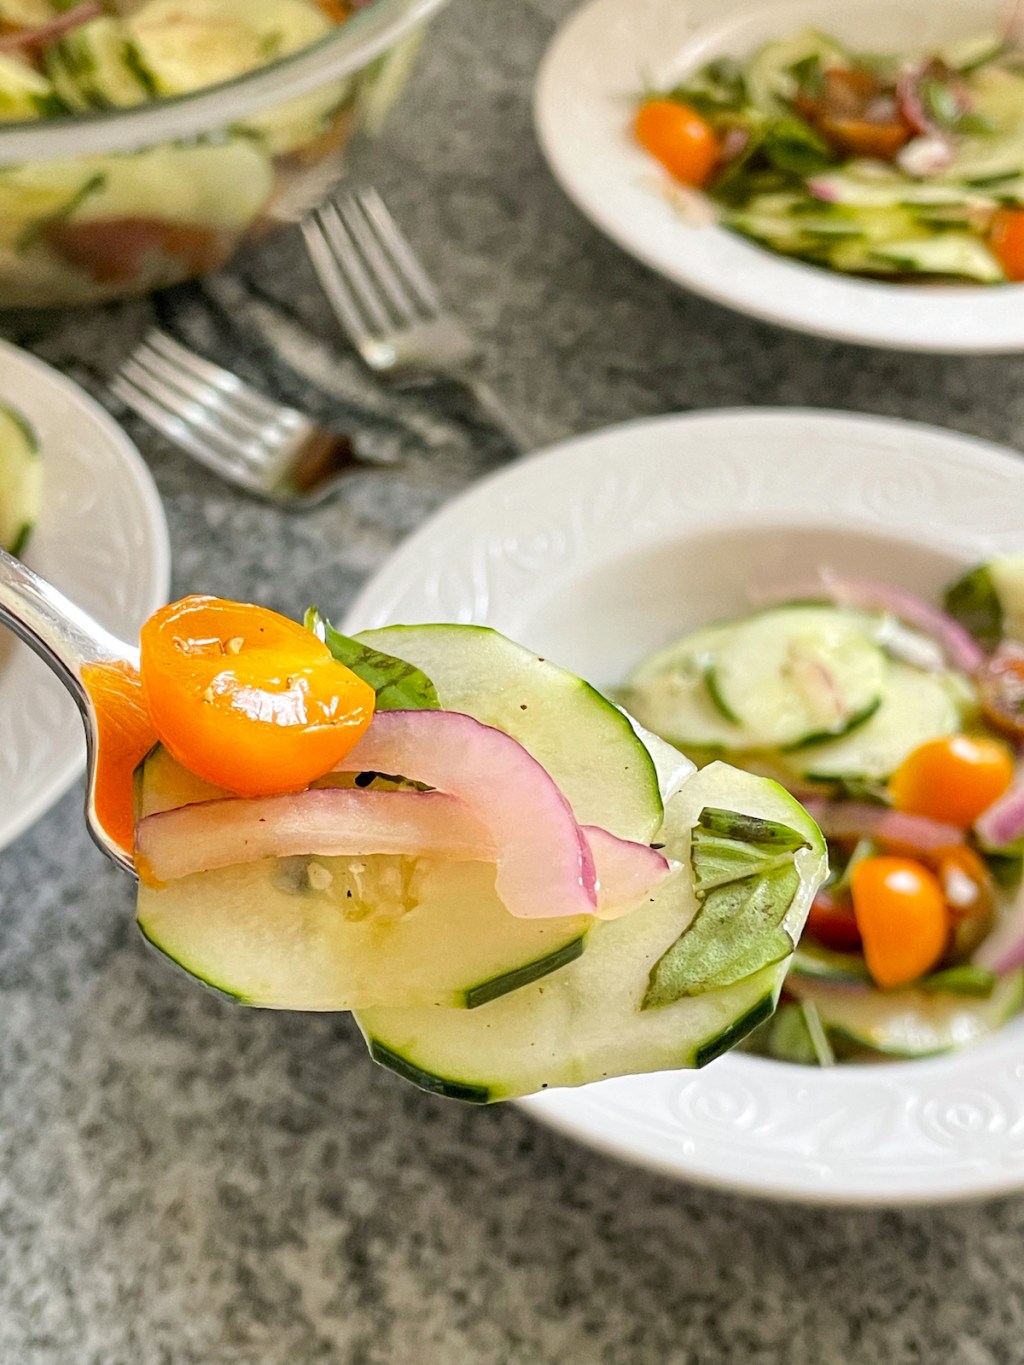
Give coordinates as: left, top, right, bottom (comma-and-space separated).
110, 329, 372, 506
301, 187, 537, 453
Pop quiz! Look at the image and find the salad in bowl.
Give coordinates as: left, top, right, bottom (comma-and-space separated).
621, 556, 1024, 1066
634, 26, 1024, 284
0, 0, 447, 307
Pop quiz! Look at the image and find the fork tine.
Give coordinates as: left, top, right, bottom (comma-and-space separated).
305, 203, 394, 338
110, 373, 267, 493
128, 345, 268, 448
357, 187, 442, 315
144, 329, 285, 426
334, 193, 422, 327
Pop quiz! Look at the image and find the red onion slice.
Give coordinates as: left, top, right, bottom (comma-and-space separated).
0, 1, 101, 51
583, 825, 673, 920
975, 773, 1024, 849
757, 570, 984, 674
805, 799, 964, 854
975, 876, 1024, 975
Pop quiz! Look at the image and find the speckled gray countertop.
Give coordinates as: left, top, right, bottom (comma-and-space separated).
4, 2, 1024, 1361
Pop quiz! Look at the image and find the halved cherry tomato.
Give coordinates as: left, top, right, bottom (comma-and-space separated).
81, 660, 158, 854
976, 648, 1024, 740
634, 99, 719, 187
140, 596, 375, 797
990, 208, 1024, 283
937, 846, 997, 961
805, 888, 862, 952
850, 855, 948, 988
888, 734, 1014, 828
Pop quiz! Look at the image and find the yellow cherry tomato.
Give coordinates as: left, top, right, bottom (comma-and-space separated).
888, 734, 1015, 828
634, 98, 719, 187
991, 208, 1024, 283
850, 855, 949, 989
140, 596, 375, 797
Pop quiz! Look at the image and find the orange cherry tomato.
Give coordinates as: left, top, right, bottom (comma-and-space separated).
888, 734, 1015, 828
81, 660, 158, 854
937, 846, 997, 960
850, 855, 949, 988
140, 596, 375, 797
990, 208, 1024, 282
634, 98, 719, 187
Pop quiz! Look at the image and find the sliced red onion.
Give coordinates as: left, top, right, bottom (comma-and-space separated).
897, 134, 956, 178
896, 64, 931, 135
583, 825, 673, 920
975, 773, 1024, 849
137, 788, 495, 883
718, 126, 750, 164
756, 571, 984, 674
0, 1, 101, 51
340, 709, 599, 917
975, 876, 1024, 974
136, 785, 672, 919
806, 799, 964, 853
806, 177, 840, 203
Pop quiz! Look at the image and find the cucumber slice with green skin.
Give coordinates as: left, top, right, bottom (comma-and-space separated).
779, 661, 966, 784
135, 748, 594, 1011
0, 53, 63, 120
787, 970, 1024, 1057
0, 401, 41, 556
354, 763, 826, 1102
355, 624, 664, 842
710, 606, 887, 750
45, 17, 152, 112
790, 944, 998, 998
620, 623, 745, 751
866, 236, 1005, 284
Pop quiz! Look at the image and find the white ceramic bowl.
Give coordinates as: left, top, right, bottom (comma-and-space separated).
346, 407, 1024, 1204
534, 0, 1024, 352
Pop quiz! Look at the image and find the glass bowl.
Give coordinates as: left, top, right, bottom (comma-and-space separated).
0, 0, 449, 309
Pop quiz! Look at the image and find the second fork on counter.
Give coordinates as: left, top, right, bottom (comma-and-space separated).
111, 329, 370, 506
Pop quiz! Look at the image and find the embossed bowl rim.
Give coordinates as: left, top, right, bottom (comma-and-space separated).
534, 0, 1024, 354
345, 407, 1024, 1204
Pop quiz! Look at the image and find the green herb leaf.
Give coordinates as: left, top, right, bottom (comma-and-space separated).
305, 607, 440, 711
643, 808, 810, 1008
918, 963, 997, 997
943, 564, 1003, 651
762, 114, 835, 175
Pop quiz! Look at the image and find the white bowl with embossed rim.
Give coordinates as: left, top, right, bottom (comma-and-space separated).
533, 0, 1024, 353
345, 407, 1024, 1205
0, 340, 170, 854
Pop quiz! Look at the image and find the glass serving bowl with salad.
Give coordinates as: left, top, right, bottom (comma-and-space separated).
620, 555, 1024, 1066
0, 0, 447, 308
634, 25, 1024, 284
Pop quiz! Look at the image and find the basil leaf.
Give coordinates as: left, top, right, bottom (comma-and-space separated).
943, 564, 1003, 651
643, 808, 809, 1008
762, 115, 835, 175
305, 607, 440, 711
918, 964, 996, 998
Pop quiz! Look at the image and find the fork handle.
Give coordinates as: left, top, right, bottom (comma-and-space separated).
0, 547, 135, 703
457, 375, 540, 454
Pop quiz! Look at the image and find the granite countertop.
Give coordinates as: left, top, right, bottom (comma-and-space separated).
4, 2, 1024, 1361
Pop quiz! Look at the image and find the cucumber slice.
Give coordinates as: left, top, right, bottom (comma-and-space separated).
45, 17, 151, 112
787, 970, 1024, 1057
710, 606, 886, 750
135, 748, 593, 1010
0, 401, 41, 556
354, 763, 827, 1102
947, 553, 1024, 648
619, 623, 744, 751
0, 53, 62, 121
866, 236, 1005, 283
355, 624, 664, 842
781, 661, 966, 783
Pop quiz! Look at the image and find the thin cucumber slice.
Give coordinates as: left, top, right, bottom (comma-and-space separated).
0, 53, 62, 120
710, 606, 886, 749
866, 236, 1005, 283
354, 763, 826, 1102
620, 623, 745, 751
780, 661, 966, 783
0, 401, 41, 556
45, 17, 151, 111
356, 624, 663, 842
135, 748, 593, 1011
787, 970, 1024, 1057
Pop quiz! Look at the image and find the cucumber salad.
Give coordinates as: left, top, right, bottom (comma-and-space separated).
620, 558, 1024, 1065
0, 399, 40, 555
634, 28, 1024, 283
87, 595, 831, 1103
0, 0, 399, 306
